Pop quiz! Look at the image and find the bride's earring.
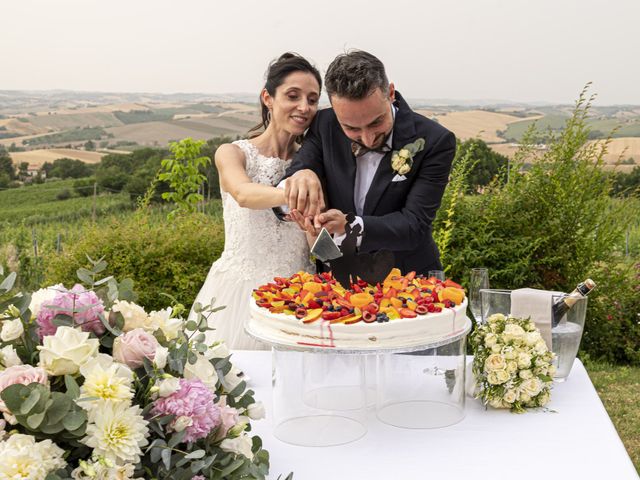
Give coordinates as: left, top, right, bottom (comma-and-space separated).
267, 110, 272, 123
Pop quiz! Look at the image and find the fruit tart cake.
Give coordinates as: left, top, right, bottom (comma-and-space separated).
247, 268, 469, 350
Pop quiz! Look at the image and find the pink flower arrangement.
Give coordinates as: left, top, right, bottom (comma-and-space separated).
36, 284, 105, 338
152, 379, 221, 443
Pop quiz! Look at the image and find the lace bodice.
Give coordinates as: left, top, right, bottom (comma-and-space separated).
214, 139, 313, 282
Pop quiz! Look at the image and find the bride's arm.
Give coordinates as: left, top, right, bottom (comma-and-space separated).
215, 144, 285, 209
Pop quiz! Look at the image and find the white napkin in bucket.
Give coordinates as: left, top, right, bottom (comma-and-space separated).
510, 288, 563, 350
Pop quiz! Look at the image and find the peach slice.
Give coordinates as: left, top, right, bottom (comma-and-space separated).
440, 287, 465, 305
303, 282, 324, 294
349, 292, 374, 307
301, 308, 323, 323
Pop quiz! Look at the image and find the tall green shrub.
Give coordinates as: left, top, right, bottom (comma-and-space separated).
44, 212, 224, 310
438, 86, 630, 292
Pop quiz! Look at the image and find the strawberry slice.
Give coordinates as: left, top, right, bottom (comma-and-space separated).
321, 311, 341, 321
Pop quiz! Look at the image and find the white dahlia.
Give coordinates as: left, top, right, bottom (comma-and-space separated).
79, 354, 134, 409
82, 400, 149, 464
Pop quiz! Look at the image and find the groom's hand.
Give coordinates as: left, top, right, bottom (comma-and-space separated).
285, 169, 325, 217
316, 209, 347, 235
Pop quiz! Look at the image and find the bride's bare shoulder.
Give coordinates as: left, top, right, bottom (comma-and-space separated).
215, 142, 247, 167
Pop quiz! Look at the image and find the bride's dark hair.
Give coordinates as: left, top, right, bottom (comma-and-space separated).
248, 52, 322, 137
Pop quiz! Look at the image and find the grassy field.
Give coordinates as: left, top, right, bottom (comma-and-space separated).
587, 362, 640, 472
0, 179, 132, 225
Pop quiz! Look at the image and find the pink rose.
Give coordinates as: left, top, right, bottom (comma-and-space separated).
0, 365, 49, 414
215, 397, 240, 440
113, 328, 160, 369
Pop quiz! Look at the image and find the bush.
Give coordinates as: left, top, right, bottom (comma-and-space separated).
581, 257, 640, 364
73, 178, 95, 197
56, 189, 72, 200
44, 212, 224, 310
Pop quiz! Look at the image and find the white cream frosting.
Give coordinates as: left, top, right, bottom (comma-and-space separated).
247, 298, 469, 350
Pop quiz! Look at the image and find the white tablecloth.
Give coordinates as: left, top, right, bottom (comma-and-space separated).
232, 351, 638, 480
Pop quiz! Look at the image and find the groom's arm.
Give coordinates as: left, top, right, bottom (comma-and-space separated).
360, 131, 456, 252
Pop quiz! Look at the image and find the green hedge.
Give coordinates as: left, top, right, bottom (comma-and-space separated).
44, 212, 224, 310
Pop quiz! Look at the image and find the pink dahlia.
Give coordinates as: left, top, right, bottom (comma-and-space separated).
36, 284, 105, 339
152, 379, 221, 443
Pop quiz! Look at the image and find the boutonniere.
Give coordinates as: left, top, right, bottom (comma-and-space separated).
390, 138, 425, 175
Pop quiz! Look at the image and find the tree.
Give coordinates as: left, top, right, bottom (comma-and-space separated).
18, 161, 29, 180
84, 140, 96, 151
0, 150, 15, 179
455, 138, 509, 193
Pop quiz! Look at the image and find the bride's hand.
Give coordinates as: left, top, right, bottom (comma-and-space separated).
290, 210, 320, 246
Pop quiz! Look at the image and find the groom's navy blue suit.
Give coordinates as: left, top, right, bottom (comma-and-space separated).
285, 92, 456, 275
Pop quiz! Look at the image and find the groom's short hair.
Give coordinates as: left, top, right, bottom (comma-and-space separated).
325, 50, 389, 101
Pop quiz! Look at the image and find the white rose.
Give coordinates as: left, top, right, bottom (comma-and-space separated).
502, 346, 517, 360
173, 415, 193, 432
535, 356, 548, 367
521, 378, 543, 397
111, 301, 151, 332
503, 389, 517, 403
397, 162, 411, 175
484, 333, 497, 347
220, 433, 254, 459
548, 364, 557, 377
524, 331, 541, 346
488, 397, 507, 409
484, 353, 506, 372
502, 323, 525, 342
491, 344, 502, 353
153, 346, 168, 369
519, 369, 533, 380
1, 319, 24, 342
183, 353, 218, 391
538, 390, 551, 406
28, 284, 64, 318
222, 366, 244, 392
398, 148, 411, 159
517, 352, 532, 369
38, 327, 99, 376
148, 308, 183, 341
247, 402, 266, 420
487, 313, 506, 324
487, 369, 510, 385
0, 345, 22, 368
158, 377, 180, 397
209, 342, 230, 359
506, 361, 518, 373
534, 339, 549, 354
518, 392, 531, 403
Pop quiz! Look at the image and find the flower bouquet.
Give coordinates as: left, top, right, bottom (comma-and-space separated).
0, 259, 272, 480
469, 314, 556, 413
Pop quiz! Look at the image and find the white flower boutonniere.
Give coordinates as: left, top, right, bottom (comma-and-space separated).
390, 138, 425, 176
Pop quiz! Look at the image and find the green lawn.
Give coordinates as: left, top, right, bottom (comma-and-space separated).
587, 362, 640, 472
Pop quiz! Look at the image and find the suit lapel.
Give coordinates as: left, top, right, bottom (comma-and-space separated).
333, 125, 357, 213
362, 92, 416, 216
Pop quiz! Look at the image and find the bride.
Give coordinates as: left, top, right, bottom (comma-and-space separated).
190, 53, 322, 350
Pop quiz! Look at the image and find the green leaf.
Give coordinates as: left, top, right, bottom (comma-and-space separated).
0, 271, 17, 293
161, 446, 172, 470
184, 449, 205, 459
219, 458, 245, 477
26, 411, 45, 429
168, 430, 186, 448
62, 409, 86, 431
76, 268, 94, 285
20, 387, 41, 415
64, 376, 81, 399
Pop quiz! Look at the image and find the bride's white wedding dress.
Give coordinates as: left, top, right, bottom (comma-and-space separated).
190, 139, 313, 350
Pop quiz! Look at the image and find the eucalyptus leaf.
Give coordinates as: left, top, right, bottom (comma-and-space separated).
20, 387, 41, 415
161, 446, 172, 470
26, 411, 45, 429
62, 409, 86, 431
64, 375, 80, 399
0, 271, 17, 293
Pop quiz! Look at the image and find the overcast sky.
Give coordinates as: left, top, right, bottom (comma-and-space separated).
2, 0, 639, 104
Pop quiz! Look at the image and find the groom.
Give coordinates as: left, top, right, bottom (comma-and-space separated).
284, 50, 456, 274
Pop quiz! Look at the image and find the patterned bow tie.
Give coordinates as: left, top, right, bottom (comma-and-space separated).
351, 141, 392, 158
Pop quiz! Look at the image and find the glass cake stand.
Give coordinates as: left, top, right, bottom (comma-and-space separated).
246, 316, 472, 446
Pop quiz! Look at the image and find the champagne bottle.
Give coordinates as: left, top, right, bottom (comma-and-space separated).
551, 278, 596, 327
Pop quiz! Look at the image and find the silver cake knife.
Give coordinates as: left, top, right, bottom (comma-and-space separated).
310, 228, 343, 263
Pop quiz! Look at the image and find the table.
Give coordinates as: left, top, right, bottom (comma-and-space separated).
232, 351, 639, 480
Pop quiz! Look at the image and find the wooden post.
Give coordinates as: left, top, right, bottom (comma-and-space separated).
92, 182, 97, 222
